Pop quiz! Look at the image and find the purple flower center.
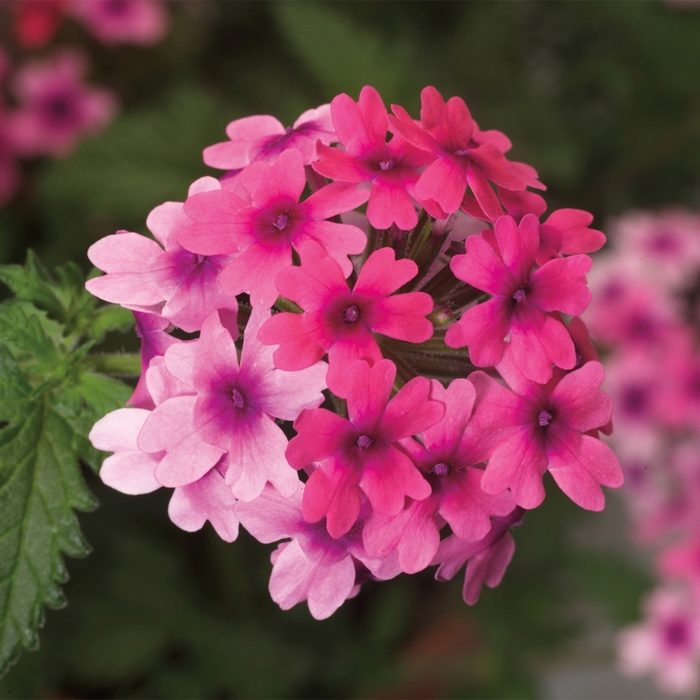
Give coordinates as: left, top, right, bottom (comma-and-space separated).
538, 409, 553, 428
105, 0, 129, 14
274, 213, 290, 231
512, 287, 527, 303
433, 462, 451, 476
356, 435, 374, 449
231, 388, 245, 409
379, 159, 395, 171
344, 304, 361, 323
453, 148, 471, 157
42, 93, 76, 125
664, 618, 691, 651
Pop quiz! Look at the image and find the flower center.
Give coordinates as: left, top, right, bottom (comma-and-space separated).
231, 388, 245, 409
512, 287, 527, 303
273, 213, 290, 231
356, 435, 374, 449
344, 304, 361, 323
664, 619, 690, 650
538, 409, 553, 428
379, 159, 395, 171
433, 462, 451, 476
453, 148, 470, 157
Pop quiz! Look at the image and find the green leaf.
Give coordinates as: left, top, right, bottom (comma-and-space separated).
0, 347, 32, 424
0, 303, 61, 368
273, 2, 419, 104
0, 398, 96, 675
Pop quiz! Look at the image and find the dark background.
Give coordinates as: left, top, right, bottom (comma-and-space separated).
1, 1, 697, 697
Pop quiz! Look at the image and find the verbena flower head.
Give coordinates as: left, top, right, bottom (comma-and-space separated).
87, 85, 621, 618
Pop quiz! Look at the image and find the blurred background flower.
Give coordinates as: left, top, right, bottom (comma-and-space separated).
2, 1, 700, 698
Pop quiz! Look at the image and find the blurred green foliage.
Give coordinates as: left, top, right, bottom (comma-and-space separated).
2, 0, 699, 697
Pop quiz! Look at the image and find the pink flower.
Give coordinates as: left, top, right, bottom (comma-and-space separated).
498, 188, 606, 264
86, 177, 238, 333
388, 86, 543, 219
445, 214, 592, 383
362, 378, 516, 574
432, 508, 523, 605
312, 86, 435, 230
236, 484, 400, 619
137, 308, 327, 501
179, 148, 369, 308
68, 0, 169, 46
617, 586, 700, 695
129, 311, 178, 409
286, 359, 444, 538
90, 407, 162, 495
258, 241, 434, 394
8, 49, 117, 158
203, 105, 336, 171
468, 355, 622, 510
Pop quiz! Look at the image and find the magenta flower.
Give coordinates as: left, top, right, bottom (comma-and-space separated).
68, 0, 170, 46
312, 86, 435, 230
432, 508, 523, 605
137, 308, 327, 500
362, 378, 515, 574
499, 188, 606, 264
388, 86, 543, 219
445, 213, 592, 384
468, 355, 622, 510
258, 241, 434, 394
8, 49, 117, 158
286, 359, 444, 538
179, 148, 369, 308
236, 485, 400, 619
204, 104, 336, 171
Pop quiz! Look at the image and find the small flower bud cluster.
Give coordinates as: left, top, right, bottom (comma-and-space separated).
585, 210, 700, 695
87, 86, 621, 620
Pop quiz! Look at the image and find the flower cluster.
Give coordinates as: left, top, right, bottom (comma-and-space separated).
87, 86, 622, 619
0, 0, 171, 205
585, 210, 700, 694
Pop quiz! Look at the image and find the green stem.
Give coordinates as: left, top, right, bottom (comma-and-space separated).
83, 353, 141, 375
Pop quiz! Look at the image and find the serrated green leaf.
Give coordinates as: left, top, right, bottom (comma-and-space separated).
0, 304, 60, 367
0, 399, 96, 677
0, 346, 32, 424
273, 2, 418, 104
55, 371, 133, 473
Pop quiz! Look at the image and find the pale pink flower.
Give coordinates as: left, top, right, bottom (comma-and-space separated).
236, 484, 400, 619
87, 177, 238, 333
617, 586, 700, 695
137, 308, 327, 501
